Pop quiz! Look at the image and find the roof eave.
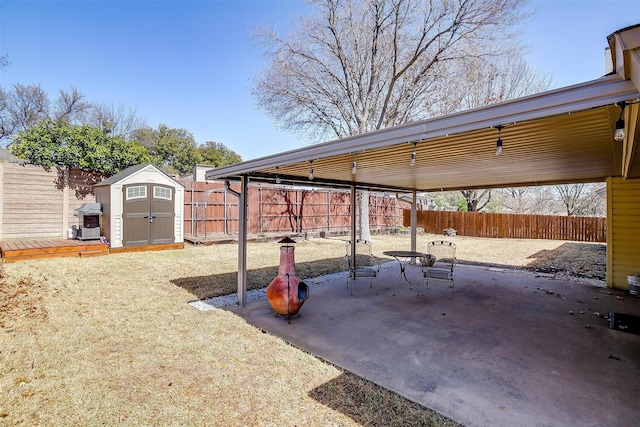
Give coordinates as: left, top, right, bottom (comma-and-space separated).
206, 75, 639, 182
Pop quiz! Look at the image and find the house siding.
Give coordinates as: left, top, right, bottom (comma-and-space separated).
607, 177, 640, 290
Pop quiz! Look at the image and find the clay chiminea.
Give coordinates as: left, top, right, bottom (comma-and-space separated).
266, 237, 309, 321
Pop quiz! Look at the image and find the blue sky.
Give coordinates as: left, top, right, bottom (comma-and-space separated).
0, 0, 638, 161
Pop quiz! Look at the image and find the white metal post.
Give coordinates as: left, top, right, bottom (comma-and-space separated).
411, 190, 417, 253
237, 176, 248, 306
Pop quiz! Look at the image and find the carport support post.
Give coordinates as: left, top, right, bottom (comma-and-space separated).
410, 190, 417, 253
237, 176, 248, 306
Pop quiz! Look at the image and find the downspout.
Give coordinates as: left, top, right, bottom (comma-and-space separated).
226, 177, 248, 306
223, 187, 228, 234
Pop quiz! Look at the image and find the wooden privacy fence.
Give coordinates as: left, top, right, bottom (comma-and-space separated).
406, 210, 607, 242
0, 164, 406, 241
0, 163, 107, 240
181, 181, 408, 237
0, 163, 606, 243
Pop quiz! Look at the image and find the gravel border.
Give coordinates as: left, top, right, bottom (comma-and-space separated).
188, 270, 353, 311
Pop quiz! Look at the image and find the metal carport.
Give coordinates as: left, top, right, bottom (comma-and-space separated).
207, 25, 640, 306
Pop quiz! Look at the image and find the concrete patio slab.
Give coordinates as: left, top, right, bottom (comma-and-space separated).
226, 263, 640, 427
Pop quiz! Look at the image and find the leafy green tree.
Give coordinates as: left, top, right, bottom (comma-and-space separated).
9, 120, 151, 174
429, 190, 501, 212
199, 141, 242, 167
132, 124, 201, 175
429, 191, 466, 211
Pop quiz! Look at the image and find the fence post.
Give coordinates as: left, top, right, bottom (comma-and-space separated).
194, 202, 199, 237
189, 183, 194, 236
204, 202, 208, 239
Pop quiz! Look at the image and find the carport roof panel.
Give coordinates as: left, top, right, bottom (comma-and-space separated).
207, 75, 639, 192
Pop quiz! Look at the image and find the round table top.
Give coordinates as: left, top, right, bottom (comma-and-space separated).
383, 250, 424, 257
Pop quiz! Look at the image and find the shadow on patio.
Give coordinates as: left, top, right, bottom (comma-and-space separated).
525, 242, 607, 280
171, 256, 348, 300
226, 262, 640, 427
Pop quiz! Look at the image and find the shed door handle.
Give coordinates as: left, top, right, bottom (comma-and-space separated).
144, 212, 157, 222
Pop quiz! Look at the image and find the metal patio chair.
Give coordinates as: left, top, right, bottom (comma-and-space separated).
420, 240, 456, 298
346, 240, 382, 295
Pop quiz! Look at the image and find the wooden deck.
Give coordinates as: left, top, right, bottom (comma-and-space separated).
0, 239, 185, 262
0, 239, 110, 262
109, 242, 184, 254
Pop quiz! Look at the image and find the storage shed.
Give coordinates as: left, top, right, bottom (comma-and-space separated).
95, 163, 184, 249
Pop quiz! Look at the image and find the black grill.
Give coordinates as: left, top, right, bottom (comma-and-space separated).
75, 203, 102, 240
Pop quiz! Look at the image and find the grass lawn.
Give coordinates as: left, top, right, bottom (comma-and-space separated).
0, 233, 604, 425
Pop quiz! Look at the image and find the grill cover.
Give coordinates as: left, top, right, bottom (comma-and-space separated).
75, 203, 102, 217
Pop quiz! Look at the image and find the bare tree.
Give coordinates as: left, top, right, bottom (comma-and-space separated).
555, 183, 605, 217
7, 83, 49, 134
89, 102, 146, 138
499, 187, 532, 214
1, 57, 10, 140
255, 0, 531, 139
52, 87, 92, 124
254, 0, 531, 239
530, 186, 562, 215
498, 185, 560, 215
588, 183, 607, 217
460, 189, 492, 212
1, 85, 94, 143
0, 87, 12, 142
436, 50, 553, 115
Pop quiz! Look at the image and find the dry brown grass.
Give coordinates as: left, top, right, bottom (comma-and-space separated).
0, 233, 604, 425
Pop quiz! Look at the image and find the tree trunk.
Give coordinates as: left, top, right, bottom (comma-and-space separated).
358, 191, 371, 241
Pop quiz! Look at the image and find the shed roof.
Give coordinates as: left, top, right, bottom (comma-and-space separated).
207, 26, 640, 193
96, 163, 184, 188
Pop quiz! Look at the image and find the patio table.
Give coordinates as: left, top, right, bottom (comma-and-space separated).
382, 250, 424, 295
